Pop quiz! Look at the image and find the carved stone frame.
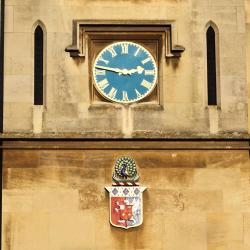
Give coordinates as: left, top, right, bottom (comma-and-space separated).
66, 20, 185, 58
65, 20, 185, 106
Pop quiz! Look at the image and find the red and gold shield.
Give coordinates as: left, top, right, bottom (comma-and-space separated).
106, 186, 146, 229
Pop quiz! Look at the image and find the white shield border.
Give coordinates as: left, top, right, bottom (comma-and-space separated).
105, 186, 146, 229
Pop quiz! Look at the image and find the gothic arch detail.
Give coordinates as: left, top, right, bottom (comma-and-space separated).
205, 21, 220, 106
33, 21, 47, 106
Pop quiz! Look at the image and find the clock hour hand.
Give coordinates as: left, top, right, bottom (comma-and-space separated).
127, 66, 144, 75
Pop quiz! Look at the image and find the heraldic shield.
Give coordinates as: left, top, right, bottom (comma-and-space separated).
105, 157, 146, 229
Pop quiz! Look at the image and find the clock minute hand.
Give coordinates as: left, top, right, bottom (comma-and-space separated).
95, 65, 123, 74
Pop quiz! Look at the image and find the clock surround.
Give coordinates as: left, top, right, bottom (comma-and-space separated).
89, 33, 162, 105
66, 21, 185, 107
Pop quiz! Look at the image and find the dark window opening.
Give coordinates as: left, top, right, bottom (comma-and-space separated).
34, 25, 44, 105
206, 26, 217, 105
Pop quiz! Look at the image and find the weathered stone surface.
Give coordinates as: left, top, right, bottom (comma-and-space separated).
4, 103, 33, 131
3, 190, 33, 212
2, 147, 250, 250
144, 188, 223, 212
2, 212, 50, 250
244, 213, 250, 249
193, 168, 241, 190
3, 167, 105, 189
2, 0, 250, 249
48, 211, 96, 249
241, 168, 250, 211
2, 0, 248, 135
164, 213, 207, 250
4, 75, 32, 103
207, 213, 244, 249
5, 6, 14, 32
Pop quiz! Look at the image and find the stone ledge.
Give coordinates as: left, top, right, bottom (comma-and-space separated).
131, 103, 163, 111
88, 103, 122, 111
132, 131, 250, 139
0, 131, 250, 140
0, 131, 124, 139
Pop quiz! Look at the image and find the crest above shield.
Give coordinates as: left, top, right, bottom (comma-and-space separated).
105, 156, 146, 229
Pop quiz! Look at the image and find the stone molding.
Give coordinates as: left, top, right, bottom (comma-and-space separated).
65, 20, 185, 58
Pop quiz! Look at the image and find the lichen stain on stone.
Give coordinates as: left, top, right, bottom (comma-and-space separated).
4, 215, 12, 250
79, 183, 106, 209
145, 189, 186, 212
73, 57, 85, 66
54, 102, 78, 118
56, 65, 72, 102
67, 167, 104, 180
169, 57, 180, 70
136, 152, 206, 169
3, 168, 10, 189
165, 168, 194, 187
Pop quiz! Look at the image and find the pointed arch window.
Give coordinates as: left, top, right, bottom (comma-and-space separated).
206, 26, 217, 106
34, 25, 44, 105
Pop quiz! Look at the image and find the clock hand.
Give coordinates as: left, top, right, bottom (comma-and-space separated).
95, 65, 128, 75
95, 65, 144, 75
128, 66, 144, 75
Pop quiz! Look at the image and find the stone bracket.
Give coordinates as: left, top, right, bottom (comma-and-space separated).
65, 20, 185, 58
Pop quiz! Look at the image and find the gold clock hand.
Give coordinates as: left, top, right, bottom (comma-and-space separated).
128, 66, 144, 75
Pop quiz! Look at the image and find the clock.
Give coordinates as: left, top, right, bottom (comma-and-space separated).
93, 41, 158, 104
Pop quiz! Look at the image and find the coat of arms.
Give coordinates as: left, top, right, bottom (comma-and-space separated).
105, 157, 146, 229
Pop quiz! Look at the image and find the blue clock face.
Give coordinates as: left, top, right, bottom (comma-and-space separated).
93, 41, 157, 104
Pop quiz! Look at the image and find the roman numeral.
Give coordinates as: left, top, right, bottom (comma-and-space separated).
121, 43, 129, 54
95, 69, 106, 75
97, 79, 109, 90
107, 87, 117, 99
122, 91, 129, 101
107, 47, 117, 58
98, 56, 109, 65
135, 89, 142, 98
145, 70, 155, 75
134, 48, 140, 57
141, 57, 151, 65
141, 79, 152, 90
